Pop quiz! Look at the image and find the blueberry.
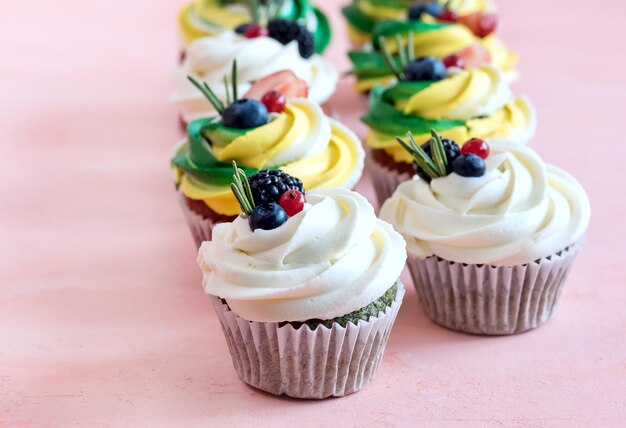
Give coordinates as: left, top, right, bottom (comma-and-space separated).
453, 153, 486, 177
234, 23, 251, 34
403, 57, 447, 81
248, 203, 288, 231
221, 99, 268, 129
408, 2, 443, 20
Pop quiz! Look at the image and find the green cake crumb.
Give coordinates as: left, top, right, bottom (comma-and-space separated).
281, 283, 398, 330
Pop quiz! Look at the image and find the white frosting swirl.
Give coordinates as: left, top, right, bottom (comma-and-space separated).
380, 143, 590, 266
172, 32, 338, 122
198, 189, 407, 322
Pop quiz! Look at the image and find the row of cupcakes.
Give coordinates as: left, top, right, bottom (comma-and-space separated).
190, 134, 589, 399
169, 0, 590, 400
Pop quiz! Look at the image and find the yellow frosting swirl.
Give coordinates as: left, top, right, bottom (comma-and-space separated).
365, 98, 535, 164
382, 27, 517, 74
176, 100, 365, 216
178, 1, 248, 45
400, 66, 510, 120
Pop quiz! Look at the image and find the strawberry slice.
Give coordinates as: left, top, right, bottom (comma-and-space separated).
459, 12, 498, 39
456, 44, 492, 69
243, 70, 309, 101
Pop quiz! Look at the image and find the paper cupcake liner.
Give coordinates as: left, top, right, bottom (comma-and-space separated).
365, 149, 412, 208
177, 192, 221, 247
209, 282, 405, 399
406, 242, 583, 335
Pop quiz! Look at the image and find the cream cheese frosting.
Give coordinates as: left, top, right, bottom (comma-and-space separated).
172, 32, 338, 122
380, 142, 590, 266
198, 188, 407, 322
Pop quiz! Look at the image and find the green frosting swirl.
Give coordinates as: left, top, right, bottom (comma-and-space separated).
362, 86, 464, 136
171, 118, 261, 186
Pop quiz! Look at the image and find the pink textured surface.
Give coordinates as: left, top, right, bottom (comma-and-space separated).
1, 1, 625, 426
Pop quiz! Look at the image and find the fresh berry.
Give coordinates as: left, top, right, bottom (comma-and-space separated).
248, 170, 305, 206
261, 90, 286, 113
403, 57, 447, 81
407, 2, 443, 20
413, 138, 461, 182
459, 12, 498, 38
453, 153, 486, 177
221, 99, 268, 129
461, 138, 490, 159
456, 44, 492, 68
244, 23, 269, 39
243, 70, 309, 101
437, 9, 459, 22
267, 19, 315, 59
442, 53, 465, 69
248, 203, 288, 231
279, 190, 305, 216
235, 23, 251, 34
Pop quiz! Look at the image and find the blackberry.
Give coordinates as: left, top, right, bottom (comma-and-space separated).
413, 138, 461, 182
248, 170, 304, 206
267, 19, 315, 59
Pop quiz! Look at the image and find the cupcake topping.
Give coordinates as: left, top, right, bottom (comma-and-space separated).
188, 60, 269, 129
232, 0, 316, 58
397, 129, 489, 181
407, 2, 498, 39
230, 162, 306, 232
379, 33, 447, 82
379, 142, 591, 266
198, 188, 407, 323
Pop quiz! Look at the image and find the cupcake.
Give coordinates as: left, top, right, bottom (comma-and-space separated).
173, 30, 338, 124
198, 167, 407, 398
347, 5, 517, 92
362, 39, 535, 205
343, 0, 495, 48
171, 67, 365, 246
178, 0, 331, 54
380, 132, 591, 335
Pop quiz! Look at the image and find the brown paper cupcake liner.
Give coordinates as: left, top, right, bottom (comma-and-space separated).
177, 192, 234, 247
365, 148, 413, 208
406, 242, 583, 335
209, 282, 405, 399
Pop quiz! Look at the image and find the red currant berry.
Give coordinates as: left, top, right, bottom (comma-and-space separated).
437, 10, 459, 22
461, 138, 490, 159
279, 190, 305, 216
244, 24, 269, 39
261, 90, 286, 113
442, 54, 465, 69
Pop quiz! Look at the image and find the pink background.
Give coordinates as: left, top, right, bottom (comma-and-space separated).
2, 0, 625, 426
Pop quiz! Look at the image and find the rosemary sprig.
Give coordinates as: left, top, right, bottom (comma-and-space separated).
378, 33, 415, 80
232, 60, 238, 102
270, 0, 286, 20
429, 129, 448, 176
230, 161, 256, 216
378, 36, 403, 80
223, 75, 232, 105
249, 0, 261, 24
187, 75, 225, 114
396, 129, 449, 181
407, 31, 415, 62
187, 60, 240, 116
